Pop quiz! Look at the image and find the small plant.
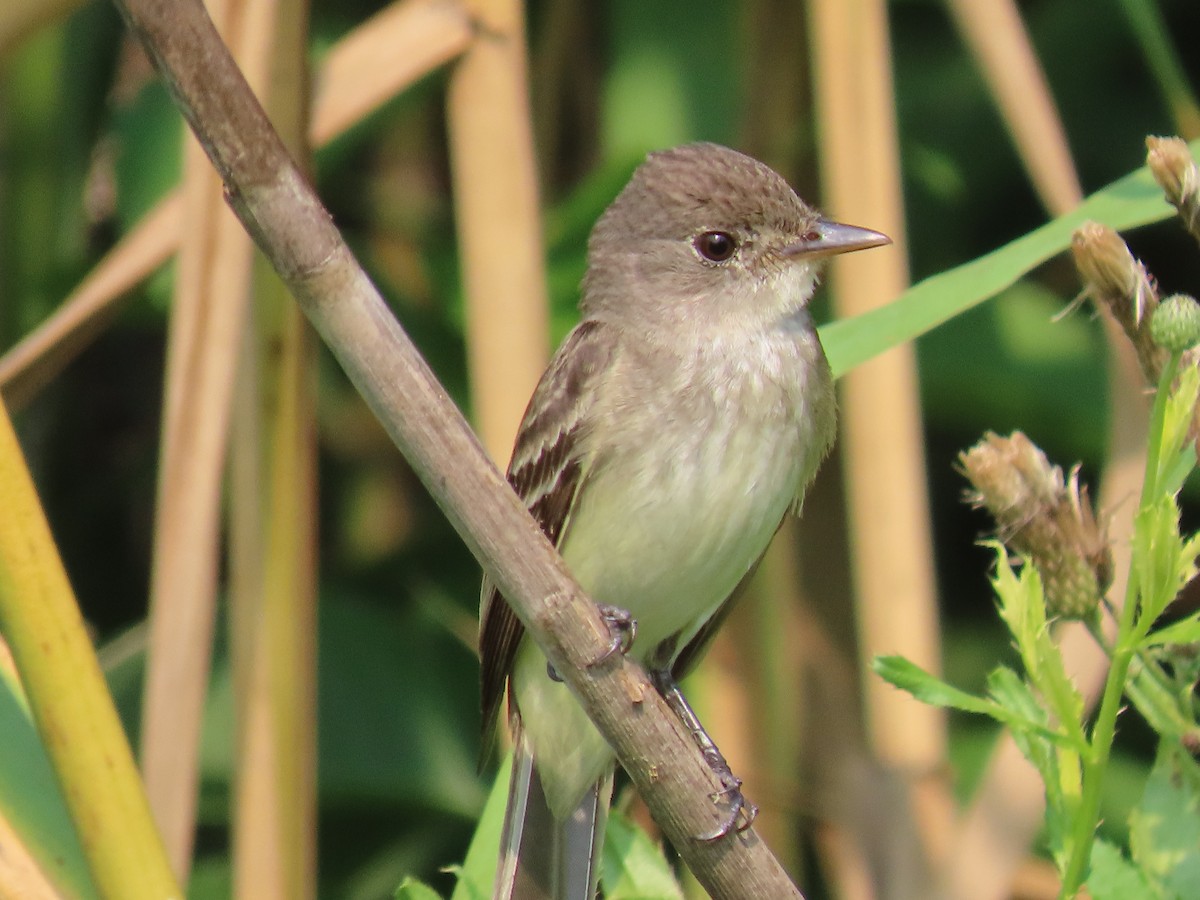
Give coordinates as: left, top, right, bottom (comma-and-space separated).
877, 137, 1200, 899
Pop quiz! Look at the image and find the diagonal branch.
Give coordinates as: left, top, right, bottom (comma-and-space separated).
108, 0, 805, 896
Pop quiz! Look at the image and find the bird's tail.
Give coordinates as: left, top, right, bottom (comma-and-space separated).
493, 730, 612, 900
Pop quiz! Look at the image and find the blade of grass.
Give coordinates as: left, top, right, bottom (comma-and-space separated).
819, 141, 1198, 379
1115, 0, 1200, 140
0, 637, 96, 900
0, 397, 181, 899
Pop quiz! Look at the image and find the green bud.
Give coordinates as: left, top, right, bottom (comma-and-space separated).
1150, 294, 1200, 353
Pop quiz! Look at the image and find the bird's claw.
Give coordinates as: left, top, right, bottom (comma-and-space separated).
588, 604, 636, 666
697, 772, 758, 842
545, 605, 636, 682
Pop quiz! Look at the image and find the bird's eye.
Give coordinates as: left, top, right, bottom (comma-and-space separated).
694, 231, 737, 262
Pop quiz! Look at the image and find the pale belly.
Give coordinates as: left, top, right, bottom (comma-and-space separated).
511, 402, 811, 818
510, 324, 834, 817
558, 421, 803, 659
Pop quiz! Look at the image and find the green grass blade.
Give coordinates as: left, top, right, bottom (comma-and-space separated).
821, 140, 1200, 379
0, 679, 97, 899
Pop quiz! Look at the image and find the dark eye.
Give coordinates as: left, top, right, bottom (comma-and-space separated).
694, 231, 737, 262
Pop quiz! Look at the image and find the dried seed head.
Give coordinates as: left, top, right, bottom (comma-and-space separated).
960, 432, 1112, 621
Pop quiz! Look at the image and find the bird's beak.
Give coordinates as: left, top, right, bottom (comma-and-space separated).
780, 219, 891, 260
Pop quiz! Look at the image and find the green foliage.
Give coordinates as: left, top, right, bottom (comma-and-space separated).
395, 878, 446, 900
878, 350, 1200, 896
600, 813, 684, 900
0, 681, 97, 899
448, 747, 509, 900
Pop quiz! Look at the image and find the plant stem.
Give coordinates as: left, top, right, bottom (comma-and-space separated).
0, 398, 181, 899
1058, 352, 1181, 896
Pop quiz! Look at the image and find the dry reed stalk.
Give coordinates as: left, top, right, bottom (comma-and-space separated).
807, 0, 950, 884
311, 0, 471, 145
230, 285, 318, 900
0, 0, 471, 413
223, 0, 317, 897
0, 197, 181, 409
139, 0, 272, 875
812, 823, 876, 900
946, 0, 1082, 217
446, 0, 549, 461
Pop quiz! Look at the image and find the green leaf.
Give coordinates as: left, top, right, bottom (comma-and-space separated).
1124, 662, 1195, 743
820, 141, 1199, 379
1129, 746, 1200, 898
312, 596, 485, 816
990, 554, 1085, 740
1132, 498, 1192, 631
1144, 613, 1200, 647
873, 656, 997, 716
1088, 838, 1164, 900
985, 665, 1045, 723
1158, 366, 1200, 481
875, 657, 1068, 746
987, 666, 1075, 854
602, 811, 685, 900
449, 753, 512, 900
0, 675, 98, 899
395, 877, 446, 900
1157, 446, 1197, 499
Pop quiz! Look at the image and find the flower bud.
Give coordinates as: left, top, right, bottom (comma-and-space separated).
960, 432, 1112, 621
1151, 294, 1200, 353
1147, 136, 1199, 240
1071, 221, 1163, 384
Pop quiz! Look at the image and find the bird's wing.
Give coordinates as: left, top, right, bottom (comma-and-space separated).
479, 319, 616, 746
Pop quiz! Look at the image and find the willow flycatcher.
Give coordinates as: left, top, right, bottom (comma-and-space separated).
480, 142, 890, 900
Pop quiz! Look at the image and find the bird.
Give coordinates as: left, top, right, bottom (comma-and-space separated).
479, 142, 890, 900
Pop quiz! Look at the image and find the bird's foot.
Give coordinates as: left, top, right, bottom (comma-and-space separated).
545, 605, 636, 682
648, 662, 758, 842
589, 604, 637, 665
697, 765, 758, 842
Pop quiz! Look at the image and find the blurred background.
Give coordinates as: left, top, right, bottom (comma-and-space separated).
1, 0, 1198, 898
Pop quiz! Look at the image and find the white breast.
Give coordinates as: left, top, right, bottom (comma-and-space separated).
559, 324, 832, 658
